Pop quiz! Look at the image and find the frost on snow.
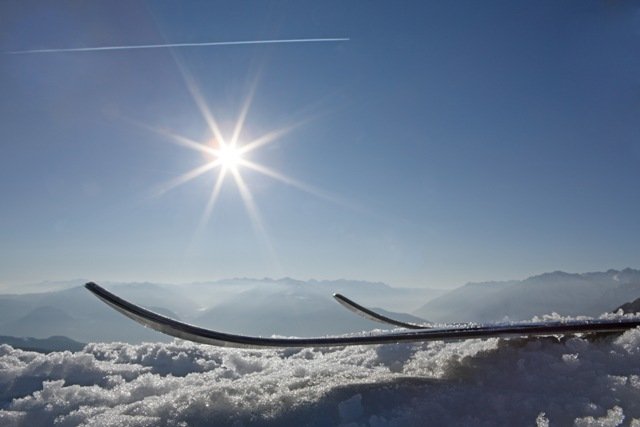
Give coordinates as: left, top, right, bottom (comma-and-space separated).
1, 328, 640, 426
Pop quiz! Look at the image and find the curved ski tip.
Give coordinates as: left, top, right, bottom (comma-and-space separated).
333, 293, 353, 305
85, 282, 101, 293
333, 294, 355, 305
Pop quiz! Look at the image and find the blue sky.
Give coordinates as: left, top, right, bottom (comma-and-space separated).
1, 1, 639, 288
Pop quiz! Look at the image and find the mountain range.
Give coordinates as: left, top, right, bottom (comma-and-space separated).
0, 278, 438, 342
1, 269, 639, 343
414, 268, 640, 322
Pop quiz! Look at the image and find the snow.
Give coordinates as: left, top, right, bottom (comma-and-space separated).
1, 327, 640, 426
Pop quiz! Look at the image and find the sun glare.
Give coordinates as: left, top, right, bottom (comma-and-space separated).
146, 67, 346, 246
215, 143, 243, 171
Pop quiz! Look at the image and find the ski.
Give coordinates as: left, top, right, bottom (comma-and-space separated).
332, 293, 428, 329
86, 282, 640, 349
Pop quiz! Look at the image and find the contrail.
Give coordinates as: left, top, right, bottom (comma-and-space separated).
4, 37, 349, 54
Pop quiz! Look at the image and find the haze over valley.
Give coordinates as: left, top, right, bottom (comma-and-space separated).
2, 268, 639, 345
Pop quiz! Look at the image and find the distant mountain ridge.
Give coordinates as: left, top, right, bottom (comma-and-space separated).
2, 269, 638, 343
616, 297, 640, 314
414, 268, 640, 322
0, 278, 441, 343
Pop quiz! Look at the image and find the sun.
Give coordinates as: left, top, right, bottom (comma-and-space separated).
144, 68, 346, 244
214, 143, 243, 172
151, 112, 338, 228
148, 95, 303, 235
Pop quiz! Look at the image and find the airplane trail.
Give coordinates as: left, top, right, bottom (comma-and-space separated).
4, 38, 349, 54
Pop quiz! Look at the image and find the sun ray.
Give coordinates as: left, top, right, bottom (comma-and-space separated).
171, 55, 226, 147
147, 123, 217, 156
239, 159, 356, 209
237, 121, 303, 155
197, 167, 228, 230
112, 114, 218, 157
230, 75, 259, 148
154, 160, 220, 197
231, 168, 263, 233
230, 167, 281, 271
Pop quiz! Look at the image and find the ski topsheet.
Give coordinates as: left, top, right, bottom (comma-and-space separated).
86, 282, 640, 349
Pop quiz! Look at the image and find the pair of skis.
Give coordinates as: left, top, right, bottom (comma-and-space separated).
85, 282, 640, 349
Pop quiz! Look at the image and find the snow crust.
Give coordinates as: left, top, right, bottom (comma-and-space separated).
2, 326, 640, 426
